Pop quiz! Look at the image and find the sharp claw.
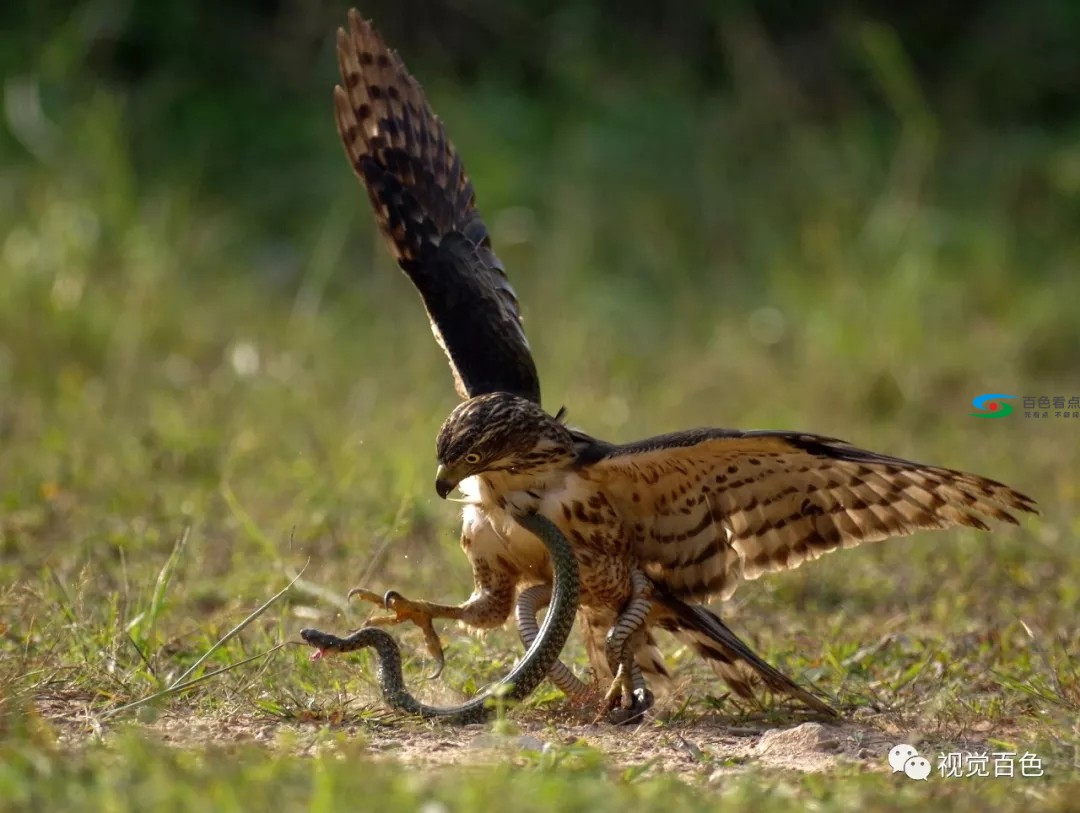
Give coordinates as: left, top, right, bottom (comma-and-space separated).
605, 688, 654, 725
598, 664, 642, 719
601, 686, 619, 710
416, 630, 442, 673
345, 588, 448, 679
347, 587, 383, 605
347, 588, 409, 629
416, 610, 445, 679
601, 674, 628, 711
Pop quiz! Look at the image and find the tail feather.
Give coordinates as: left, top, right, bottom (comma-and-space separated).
659, 597, 836, 716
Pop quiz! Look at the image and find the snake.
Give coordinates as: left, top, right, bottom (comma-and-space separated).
516, 582, 653, 724
515, 584, 591, 700
300, 512, 579, 723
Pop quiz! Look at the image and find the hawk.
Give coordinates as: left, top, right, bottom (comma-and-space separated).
330, 10, 1037, 718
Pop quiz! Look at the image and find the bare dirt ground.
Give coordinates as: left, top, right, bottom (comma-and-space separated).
35, 687, 1013, 782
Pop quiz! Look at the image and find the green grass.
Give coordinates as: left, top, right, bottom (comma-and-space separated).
2, 25, 1080, 811
1, 720, 1074, 812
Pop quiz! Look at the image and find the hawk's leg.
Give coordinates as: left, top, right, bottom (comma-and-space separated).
347, 588, 454, 678
601, 569, 655, 723
602, 661, 652, 725
518, 583, 651, 723
348, 573, 516, 680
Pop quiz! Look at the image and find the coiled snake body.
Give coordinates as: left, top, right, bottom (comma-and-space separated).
301, 512, 578, 723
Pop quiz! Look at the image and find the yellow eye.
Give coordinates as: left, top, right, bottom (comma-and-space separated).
464, 452, 481, 465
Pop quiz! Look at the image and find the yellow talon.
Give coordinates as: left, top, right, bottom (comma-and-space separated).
347, 586, 446, 679
346, 586, 384, 605
599, 665, 634, 714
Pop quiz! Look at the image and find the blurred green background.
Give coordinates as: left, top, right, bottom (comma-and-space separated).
2, 0, 1079, 742
3, 0, 1079, 392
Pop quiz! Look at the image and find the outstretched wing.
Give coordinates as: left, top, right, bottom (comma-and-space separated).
582, 429, 1037, 601
335, 11, 541, 403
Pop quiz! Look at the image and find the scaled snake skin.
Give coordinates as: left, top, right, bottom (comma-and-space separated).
301, 513, 578, 723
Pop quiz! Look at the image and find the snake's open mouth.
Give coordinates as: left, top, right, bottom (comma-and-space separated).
302, 628, 340, 662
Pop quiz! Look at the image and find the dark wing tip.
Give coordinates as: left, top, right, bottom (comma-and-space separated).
1012, 491, 1040, 515
780, 431, 1040, 524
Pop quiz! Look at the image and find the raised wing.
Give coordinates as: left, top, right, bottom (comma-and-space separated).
335, 10, 541, 403
582, 429, 1037, 601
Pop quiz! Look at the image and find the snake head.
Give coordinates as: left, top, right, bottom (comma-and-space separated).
301, 628, 338, 662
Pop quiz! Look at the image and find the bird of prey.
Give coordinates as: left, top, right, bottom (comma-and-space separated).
330, 10, 1037, 718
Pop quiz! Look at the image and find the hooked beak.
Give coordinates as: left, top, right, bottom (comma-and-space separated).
434, 463, 459, 499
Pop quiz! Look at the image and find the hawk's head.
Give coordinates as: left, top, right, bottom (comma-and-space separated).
434, 392, 574, 498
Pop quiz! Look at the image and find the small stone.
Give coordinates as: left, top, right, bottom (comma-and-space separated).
515, 735, 545, 751
757, 723, 839, 754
